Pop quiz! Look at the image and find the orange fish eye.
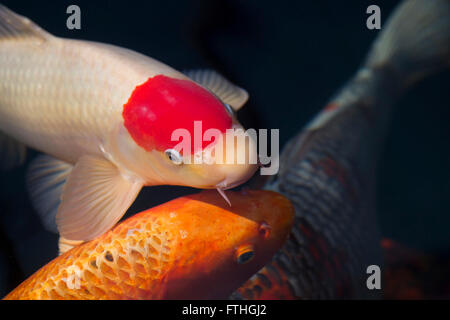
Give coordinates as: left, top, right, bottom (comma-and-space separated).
235, 244, 255, 264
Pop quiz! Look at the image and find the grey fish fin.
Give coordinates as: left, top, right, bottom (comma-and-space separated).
365, 0, 450, 87
0, 131, 27, 171
56, 155, 143, 241
0, 4, 52, 41
27, 154, 73, 233
184, 69, 249, 111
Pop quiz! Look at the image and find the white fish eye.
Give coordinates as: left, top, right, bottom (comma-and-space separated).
224, 103, 234, 116
165, 149, 183, 165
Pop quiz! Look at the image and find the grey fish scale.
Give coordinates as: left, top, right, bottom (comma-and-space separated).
277, 73, 393, 299
295, 114, 381, 297
283, 157, 366, 263
230, 72, 388, 300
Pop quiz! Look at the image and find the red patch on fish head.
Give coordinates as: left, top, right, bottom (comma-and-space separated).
122, 75, 232, 155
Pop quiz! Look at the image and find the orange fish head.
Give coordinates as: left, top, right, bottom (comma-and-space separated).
158, 189, 294, 299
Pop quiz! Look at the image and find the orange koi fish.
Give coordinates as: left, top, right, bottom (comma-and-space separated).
4, 190, 294, 300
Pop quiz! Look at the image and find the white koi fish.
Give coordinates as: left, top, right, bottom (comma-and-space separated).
0, 5, 258, 252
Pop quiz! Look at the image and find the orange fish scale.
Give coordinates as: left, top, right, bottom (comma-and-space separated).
6, 210, 174, 300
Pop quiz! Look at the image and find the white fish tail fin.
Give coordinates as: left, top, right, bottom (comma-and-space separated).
0, 4, 52, 41
365, 0, 450, 89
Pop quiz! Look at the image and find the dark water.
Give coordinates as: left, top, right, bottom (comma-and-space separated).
0, 0, 449, 297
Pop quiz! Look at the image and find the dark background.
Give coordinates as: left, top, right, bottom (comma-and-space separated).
0, 0, 449, 297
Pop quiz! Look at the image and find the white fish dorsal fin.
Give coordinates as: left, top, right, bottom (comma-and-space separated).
56, 155, 143, 241
27, 154, 73, 233
0, 131, 26, 171
0, 5, 52, 41
184, 69, 249, 111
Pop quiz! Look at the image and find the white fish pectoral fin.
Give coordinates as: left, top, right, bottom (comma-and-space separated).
0, 131, 27, 171
58, 237, 84, 255
0, 4, 52, 41
56, 155, 143, 241
184, 69, 249, 111
27, 154, 73, 233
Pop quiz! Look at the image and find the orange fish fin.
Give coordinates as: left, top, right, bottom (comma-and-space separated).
184, 69, 249, 111
0, 131, 26, 171
27, 154, 73, 233
56, 155, 143, 241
